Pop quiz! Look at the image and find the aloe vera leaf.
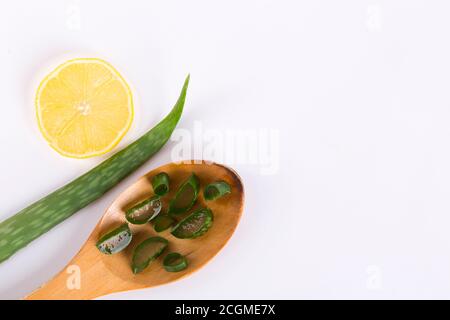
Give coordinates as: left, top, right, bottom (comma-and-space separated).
163, 252, 188, 272
0, 75, 190, 263
132, 236, 168, 274
204, 181, 231, 201
168, 173, 200, 215
171, 207, 213, 239
153, 214, 176, 232
151, 172, 170, 196
96, 223, 132, 255
125, 195, 162, 225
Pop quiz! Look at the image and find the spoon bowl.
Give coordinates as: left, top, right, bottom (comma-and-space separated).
26, 161, 244, 300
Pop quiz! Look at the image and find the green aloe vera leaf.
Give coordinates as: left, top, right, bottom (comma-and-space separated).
96, 223, 132, 255
163, 252, 188, 272
151, 172, 170, 196
126, 195, 162, 225
204, 181, 231, 201
153, 214, 176, 232
0, 75, 189, 263
171, 207, 213, 239
168, 173, 200, 215
132, 236, 168, 274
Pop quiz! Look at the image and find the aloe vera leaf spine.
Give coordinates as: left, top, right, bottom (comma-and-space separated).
0, 75, 190, 263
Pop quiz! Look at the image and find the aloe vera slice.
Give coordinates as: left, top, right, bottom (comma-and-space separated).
171, 208, 213, 239
163, 252, 188, 272
151, 172, 170, 196
204, 181, 231, 201
0, 75, 189, 263
132, 236, 168, 274
168, 173, 200, 215
96, 223, 132, 255
153, 214, 176, 232
126, 196, 161, 225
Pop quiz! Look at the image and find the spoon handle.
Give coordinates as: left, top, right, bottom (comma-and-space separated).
25, 239, 126, 300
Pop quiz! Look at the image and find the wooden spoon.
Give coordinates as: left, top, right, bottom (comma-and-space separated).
25, 161, 244, 300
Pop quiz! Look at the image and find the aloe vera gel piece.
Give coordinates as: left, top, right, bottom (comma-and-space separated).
126, 195, 161, 225
171, 208, 213, 239
132, 236, 168, 274
151, 172, 170, 196
153, 214, 176, 232
168, 173, 200, 215
96, 223, 132, 255
204, 181, 231, 201
163, 252, 188, 272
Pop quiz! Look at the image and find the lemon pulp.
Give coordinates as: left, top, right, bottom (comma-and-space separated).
36, 58, 134, 158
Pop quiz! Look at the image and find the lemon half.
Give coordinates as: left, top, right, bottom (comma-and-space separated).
36, 58, 134, 158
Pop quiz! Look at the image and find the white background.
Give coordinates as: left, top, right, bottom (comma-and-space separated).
1, 0, 450, 300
